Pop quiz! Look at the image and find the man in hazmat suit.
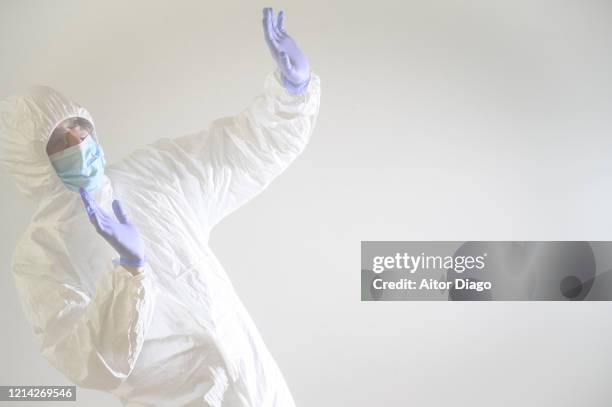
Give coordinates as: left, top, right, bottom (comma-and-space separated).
0, 8, 320, 406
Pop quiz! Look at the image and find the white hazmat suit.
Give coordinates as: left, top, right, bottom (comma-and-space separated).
0, 69, 320, 406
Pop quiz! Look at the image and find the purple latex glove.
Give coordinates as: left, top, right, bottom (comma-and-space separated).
79, 187, 145, 268
262, 7, 311, 95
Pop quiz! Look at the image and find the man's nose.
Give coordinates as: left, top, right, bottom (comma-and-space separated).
65, 128, 84, 147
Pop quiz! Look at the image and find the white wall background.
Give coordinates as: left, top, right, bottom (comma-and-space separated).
1, 0, 612, 405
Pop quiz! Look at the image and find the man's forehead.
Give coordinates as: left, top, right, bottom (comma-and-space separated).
56, 117, 79, 128
51, 117, 93, 138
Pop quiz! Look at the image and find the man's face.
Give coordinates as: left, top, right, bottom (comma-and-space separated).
46, 117, 93, 156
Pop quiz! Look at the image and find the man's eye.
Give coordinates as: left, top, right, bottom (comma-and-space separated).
52, 130, 66, 139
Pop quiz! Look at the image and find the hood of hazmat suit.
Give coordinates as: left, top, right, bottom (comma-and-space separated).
0, 69, 320, 406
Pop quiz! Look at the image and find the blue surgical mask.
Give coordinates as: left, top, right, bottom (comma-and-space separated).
49, 135, 106, 192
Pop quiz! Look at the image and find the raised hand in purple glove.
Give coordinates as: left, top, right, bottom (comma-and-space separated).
79, 187, 145, 268
262, 7, 311, 95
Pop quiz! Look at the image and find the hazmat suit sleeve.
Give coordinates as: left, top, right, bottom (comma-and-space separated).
12, 253, 156, 391
140, 69, 321, 228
